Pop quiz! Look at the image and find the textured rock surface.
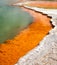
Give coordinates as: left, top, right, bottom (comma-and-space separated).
15, 7, 57, 65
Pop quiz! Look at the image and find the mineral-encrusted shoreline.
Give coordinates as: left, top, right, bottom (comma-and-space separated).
15, 7, 57, 65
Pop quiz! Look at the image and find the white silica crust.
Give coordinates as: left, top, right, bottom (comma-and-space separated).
15, 30, 57, 65
15, 7, 57, 65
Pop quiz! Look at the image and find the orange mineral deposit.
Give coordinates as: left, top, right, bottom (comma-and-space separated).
0, 1, 56, 65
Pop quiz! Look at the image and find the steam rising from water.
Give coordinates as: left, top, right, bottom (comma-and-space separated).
0, 0, 19, 5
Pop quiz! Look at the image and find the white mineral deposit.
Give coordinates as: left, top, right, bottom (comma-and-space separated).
15, 6, 57, 65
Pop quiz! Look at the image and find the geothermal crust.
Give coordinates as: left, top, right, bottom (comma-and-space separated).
15, 7, 57, 65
